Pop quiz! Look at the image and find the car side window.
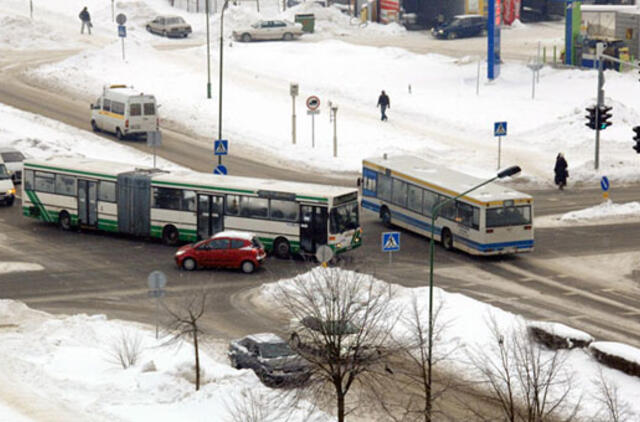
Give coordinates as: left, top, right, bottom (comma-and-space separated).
261, 21, 271, 28
211, 239, 230, 249
231, 239, 245, 249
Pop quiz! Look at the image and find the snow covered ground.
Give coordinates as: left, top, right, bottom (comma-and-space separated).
2, 0, 638, 188
537, 200, 640, 227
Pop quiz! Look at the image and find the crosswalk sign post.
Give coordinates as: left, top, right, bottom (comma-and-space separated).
382, 231, 400, 265
494, 121, 507, 170
214, 139, 228, 167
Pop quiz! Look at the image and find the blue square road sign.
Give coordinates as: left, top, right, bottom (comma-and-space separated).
494, 121, 507, 137
382, 232, 400, 252
214, 139, 228, 156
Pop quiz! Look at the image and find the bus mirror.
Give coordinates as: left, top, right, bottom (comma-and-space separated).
356, 177, 361, 187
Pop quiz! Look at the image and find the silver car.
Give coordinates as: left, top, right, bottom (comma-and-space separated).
146, 15, 192, 38
232, 20, 303, 42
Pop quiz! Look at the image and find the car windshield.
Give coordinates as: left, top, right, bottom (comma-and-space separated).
329, 201, 359, 234
1, 152, 25, 163
167, 17, 184, 24
251, 22, 260, 28
260, 342, 295, 358
0, 164, 9, 179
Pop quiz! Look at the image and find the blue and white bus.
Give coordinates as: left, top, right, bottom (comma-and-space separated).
361, 155, 534, 255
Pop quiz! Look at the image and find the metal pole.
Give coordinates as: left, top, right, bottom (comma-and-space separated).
389, 251, 392, 265
153, 144, 157, 168
497, 137, 501, 170
155, 297, 159, 339
595, 43, 604, 171
121, 38, 125, 61
206, 0, 211, 99
292, 94, 296, 145
111, 0, 115, 22
476, 59, 481, 96
218, 0, 227, 166
312, 113, 315, 148
531, 68, 536, 100
30, 0, 33, 19
537, 42, 541, 83
333, 107, 338, 157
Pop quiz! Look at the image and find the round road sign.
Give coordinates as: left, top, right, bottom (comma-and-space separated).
147, 270, 167, 290
116, 13, 127, 25
306, 95, 320, 111
315, 245, 334, 264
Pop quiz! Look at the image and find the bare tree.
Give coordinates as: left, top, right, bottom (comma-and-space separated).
225, 388, 281, 422
163, 291, 208, 391
591, 368, 635, 422
272, 267, 400, 422
106, 329, 143, 369
465, 316, 580, 422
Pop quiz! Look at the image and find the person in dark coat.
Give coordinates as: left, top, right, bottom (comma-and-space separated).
554, 153, 568, 190
79, 7, 92, 35
377, 90, 390, 121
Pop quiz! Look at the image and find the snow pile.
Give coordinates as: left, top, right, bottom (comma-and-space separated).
0, 299, 330, 422
0, 262, 44, 275
561, 200, 640, 222
0, 15, 83, 49
590, 342, 640, 378
528, 321, 594, 350
259, 267, 640, 418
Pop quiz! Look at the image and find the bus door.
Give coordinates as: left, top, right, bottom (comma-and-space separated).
300, 205, 328, 253
197, 194, 224, 239
77, 179, 98, 226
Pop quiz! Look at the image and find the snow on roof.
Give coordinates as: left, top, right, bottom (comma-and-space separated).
364, 155, 532, 205
212, 231, 256, 240
590, 342, 640, 366
247, 332, 285, 344
528, 321, 594, 342
25, 157, 145, 178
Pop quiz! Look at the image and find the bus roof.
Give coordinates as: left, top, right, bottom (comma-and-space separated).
24, 157, 143, 180
104, 86, 155, 101
363, 155, 532, 205
153, 169, 356, 202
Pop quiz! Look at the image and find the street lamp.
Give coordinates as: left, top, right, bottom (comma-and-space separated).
218, 0, 230, 165
425, 165, 521, 421
206, 0, 211, 99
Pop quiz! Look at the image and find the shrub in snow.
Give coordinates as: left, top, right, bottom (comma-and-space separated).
173, 361, 208, 385
527, 321, 594, 350
589, 342, 640, 378
141, 360, 157, 373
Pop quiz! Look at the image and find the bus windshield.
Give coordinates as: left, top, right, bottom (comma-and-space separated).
330, 201, 359, 234
486, 205, 531, 228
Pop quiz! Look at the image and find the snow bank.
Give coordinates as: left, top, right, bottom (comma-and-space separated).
536, 200, 640, 227
590, 341, 640, 377
0, 262, 44, 275
527, 321, 594, 350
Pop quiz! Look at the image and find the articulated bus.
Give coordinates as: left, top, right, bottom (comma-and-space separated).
22, 157, 362, 257
361, 155, 534, 255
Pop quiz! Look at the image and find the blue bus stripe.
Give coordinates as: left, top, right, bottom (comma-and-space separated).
361, 199, 534, 252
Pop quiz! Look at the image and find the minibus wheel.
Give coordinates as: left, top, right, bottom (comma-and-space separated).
91, 120, 99, 132
116, 128, 124, 140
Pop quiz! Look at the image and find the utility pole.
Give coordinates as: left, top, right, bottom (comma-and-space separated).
595, 42, 604, 170
218, 0, 229, 165
290, 83, 298, 144
206, 0, 212, 99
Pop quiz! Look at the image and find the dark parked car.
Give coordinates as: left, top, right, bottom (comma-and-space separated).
175, 231, 266, 273
432, 15, 487, 40
228, 333, 310, 387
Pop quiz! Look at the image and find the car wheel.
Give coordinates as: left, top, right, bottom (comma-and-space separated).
447, 32, 457, 40
146, 25, 151, 32
91, 120, 99, 132
59, 211, 72, 231
182, 257, 197, 271
162, 225, 180, 246
241, 260, 255, 274
380, 206, 392, 227
441, 228, 453, 250
283, 32, 293, 41
115, 128, 124, 140
241, 33, 251, 42
273, 237, 290, 259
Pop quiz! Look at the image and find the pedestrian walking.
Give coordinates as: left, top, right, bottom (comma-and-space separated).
377, 90, 390, 121
79, 7, 92, 35
554, 153, 568, 190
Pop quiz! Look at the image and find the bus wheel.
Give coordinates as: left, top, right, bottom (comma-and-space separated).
59, 211, 72, 231
441, 228, 453, 250
91, 120, 100, 132
273, 237, 291, 259
116, 128, 124, 140
380, 207, 392, 227
162, 225, 180, 246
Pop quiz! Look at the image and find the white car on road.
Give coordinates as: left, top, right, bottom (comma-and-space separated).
233, 20, 303, 42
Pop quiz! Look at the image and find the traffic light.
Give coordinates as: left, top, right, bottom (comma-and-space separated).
585, 106, 597, 130
633, 126, 640, 153
598, 105, 612, 130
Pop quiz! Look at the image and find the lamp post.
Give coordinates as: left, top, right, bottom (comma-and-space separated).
425, 165, 521, 421
218, 0, 229, 165
206, 0, 211, 99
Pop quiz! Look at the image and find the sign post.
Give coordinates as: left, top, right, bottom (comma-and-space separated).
290, 83, 299, 145
306, 95, 320, 148
382, 232, 400, 265
146, 131, 162, 168
494, 121, 507, 170
600, 176, 610, 200
116, 14, 127, 61
329, 102, 338, 157
147, 270, 167, 339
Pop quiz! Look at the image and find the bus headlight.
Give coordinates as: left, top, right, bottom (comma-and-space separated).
7, 188, 15, 195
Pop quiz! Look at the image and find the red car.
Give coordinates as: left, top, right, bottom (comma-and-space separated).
175, 231, 266, 273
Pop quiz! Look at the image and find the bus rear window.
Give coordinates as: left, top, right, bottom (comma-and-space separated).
130, 103, 142, 116
144, 103, 156, 116
486, 205, 531, 228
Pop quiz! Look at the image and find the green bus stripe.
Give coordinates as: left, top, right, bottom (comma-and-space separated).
24, 164, 118, 180
25, 190, 52, 223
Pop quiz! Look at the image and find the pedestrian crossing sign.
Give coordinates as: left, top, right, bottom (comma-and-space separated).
214, 139, 228, 156
494, 121, 507, 137
382, 232, 400, 252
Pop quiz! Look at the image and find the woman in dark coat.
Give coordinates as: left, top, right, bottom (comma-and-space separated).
554, 153, 568, 190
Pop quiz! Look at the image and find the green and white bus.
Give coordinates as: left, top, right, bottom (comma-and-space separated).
22, 157, 362, 257
361, 155, 534, 255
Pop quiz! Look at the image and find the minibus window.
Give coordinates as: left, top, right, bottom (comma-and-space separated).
130, 103, 141, 116
103, 99, 111, 112
144, 103, 155, 116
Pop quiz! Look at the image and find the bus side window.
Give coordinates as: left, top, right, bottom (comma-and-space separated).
98, 181, 117, 202
240, 196, 268, 218
423, 189, 438, 217
270, 199, 298, 221
103, 99, 111, 112
391, 179, 407, 208
362, 169, 377, 196
24, 170, 34, 190
377, 173, 392, 202
407, 184, 422, 213
226, 195, 240, 216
